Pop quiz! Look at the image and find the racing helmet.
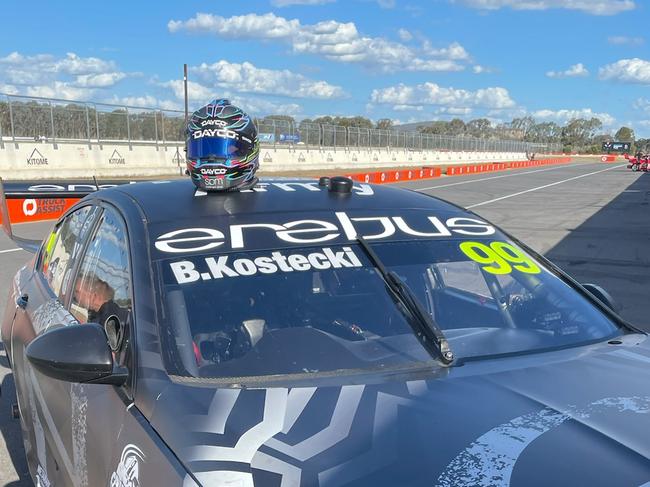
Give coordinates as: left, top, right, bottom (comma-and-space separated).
186, 99, 260, 192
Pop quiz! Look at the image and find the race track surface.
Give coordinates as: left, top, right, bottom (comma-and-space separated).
0, 160, 648, 485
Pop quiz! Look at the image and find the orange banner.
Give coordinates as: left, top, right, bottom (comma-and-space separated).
0, 198, 80, 225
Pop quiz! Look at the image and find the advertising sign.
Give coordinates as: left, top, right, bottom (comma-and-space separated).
602, 141, 631, 152
26, 148, 48, 166
279, 134, 300, 144
258, 133, 275, 144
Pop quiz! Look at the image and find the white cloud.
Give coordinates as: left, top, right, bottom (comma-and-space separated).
243, 97, 303, 117
271, 0, 335, 5
435, 107, 474, 115
0, 51, 116, 76
24, 82, 96, 101
398, 28, 413, 41
168, 12, 300, 38
393, 104, 424, 111
105, 95, 181, 111
607, 35, 644, 45
473, 65, 494, 74
599, 58, 650, 84
0, 84, 18, 95
371, 82, 516, 109
191, 60, 346, 99
422, 41, 470, 61
488, 107, 528, 119
162, 80, 215, 104
546, 63, 589, 78
634, 97, 650, 115
75, 72, 127, 88
160, 79, 302, 117
117, 95, 164, 108
376, 0, 396, 8
168, 13, 471, 73
454, 0, 635, 15
532, 108, 615, 126
0, 51, 128, 100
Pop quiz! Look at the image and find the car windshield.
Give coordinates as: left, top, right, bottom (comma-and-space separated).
158, 238, 620, 380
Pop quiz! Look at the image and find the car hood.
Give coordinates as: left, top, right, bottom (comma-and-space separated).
148, 335, 650, 486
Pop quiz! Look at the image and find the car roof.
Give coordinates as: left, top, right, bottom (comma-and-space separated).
107, 177, 467, 225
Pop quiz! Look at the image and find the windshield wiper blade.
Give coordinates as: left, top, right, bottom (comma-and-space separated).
356, 237, 455, 366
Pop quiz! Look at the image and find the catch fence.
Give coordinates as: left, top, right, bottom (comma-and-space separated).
0, 93, 559, 153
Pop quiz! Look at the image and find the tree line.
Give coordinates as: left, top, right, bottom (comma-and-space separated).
260, 114, 641, 153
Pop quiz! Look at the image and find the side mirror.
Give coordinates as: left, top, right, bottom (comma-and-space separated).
582, 283, 622, 313
26, 323, 127, 385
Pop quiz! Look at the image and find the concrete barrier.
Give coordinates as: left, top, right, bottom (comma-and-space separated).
0, 138, 531, 179
445, 157, 571, 176
0, 157, 573, 225
345, 166, 443, 184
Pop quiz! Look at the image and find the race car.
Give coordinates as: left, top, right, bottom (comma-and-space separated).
1, 176, 650, 486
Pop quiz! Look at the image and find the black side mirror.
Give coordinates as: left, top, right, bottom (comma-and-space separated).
26, 323, 127, 385
582, 283, 622, 313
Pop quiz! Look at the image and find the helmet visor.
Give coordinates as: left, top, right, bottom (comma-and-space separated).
187, 135, 254, 162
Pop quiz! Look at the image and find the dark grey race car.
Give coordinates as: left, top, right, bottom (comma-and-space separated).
1, 177, 649, 487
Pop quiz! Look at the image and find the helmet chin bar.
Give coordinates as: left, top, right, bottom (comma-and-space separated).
201, 176, 259, 194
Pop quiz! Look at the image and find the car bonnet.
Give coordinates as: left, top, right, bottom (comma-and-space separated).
146, 334, 650, 486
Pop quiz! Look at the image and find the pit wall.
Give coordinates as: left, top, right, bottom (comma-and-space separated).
0, 139, 530, 180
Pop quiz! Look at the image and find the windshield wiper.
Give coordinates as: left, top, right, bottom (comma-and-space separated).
356, 237, 455, 366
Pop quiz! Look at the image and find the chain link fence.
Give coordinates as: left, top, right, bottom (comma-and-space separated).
0, 93, 560, 153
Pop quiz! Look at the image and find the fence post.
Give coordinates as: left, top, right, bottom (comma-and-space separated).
154, 111, 159, 150
85, 105, 91, 149
125, 107, 132, 150
0, 101, 4, 150
94, 104, 100, 145
8, 96, 16, 147
49, 101, 57, 149
161, 112, 166, 147
0, 95, 4, 150
272, 120, 277, 147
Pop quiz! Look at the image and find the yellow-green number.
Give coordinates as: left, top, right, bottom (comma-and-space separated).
459, 241, 511, 275
460, 241, 541, 275
491, 242, 541, 274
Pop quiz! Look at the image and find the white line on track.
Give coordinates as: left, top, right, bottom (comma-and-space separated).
466, 164, 625, 209
412, 163, 583, 191
0, 248, 23, 254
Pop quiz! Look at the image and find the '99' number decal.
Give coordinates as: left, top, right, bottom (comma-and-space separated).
459, 241, 541, 275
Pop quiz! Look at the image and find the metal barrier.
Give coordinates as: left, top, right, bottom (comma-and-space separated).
0, 93, 560, 153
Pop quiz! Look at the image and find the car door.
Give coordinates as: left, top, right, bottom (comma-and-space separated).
63, 203, 138, 486
13, 203, 138, 487
10, 204, 100, 484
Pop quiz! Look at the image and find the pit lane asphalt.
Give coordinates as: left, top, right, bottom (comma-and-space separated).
0, 160, 648, 485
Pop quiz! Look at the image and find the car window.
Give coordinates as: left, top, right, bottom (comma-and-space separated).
69, 207, 132, 328
41, 205, 97, 299
435, 261, 492, 297
158, 238, 620, 380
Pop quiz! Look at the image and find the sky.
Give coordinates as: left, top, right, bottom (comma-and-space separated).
0, 0, 649, 136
